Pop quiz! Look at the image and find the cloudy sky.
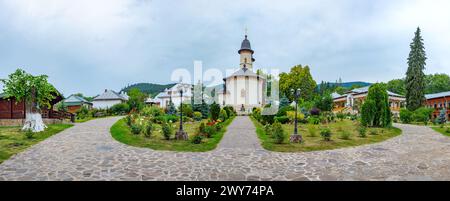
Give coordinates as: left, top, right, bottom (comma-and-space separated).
0, 0, 449, 97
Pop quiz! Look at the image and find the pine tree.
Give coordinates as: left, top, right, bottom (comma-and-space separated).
406, 27, 427, 111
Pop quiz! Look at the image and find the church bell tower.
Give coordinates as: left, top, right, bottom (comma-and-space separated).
238, 34, 255, 70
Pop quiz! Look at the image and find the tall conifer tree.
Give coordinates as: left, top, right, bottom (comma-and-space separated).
405, 27, 427, 111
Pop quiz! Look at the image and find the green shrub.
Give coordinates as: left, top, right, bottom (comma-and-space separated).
219, 109, 228, 121
125, 115, 133, 126
193, 111, 203, 121
204, 125, 216, 138
446, 127, 450, 133
336, 112, 345, 121
252, 108, 262, 122
308, 117, 320, 125
141, 106, 164, 117
210, 102, 221, 121
180, 103, 194, 118
162, 122, 173, 140
399, 108, 413, 124
413, 107, 434, 125
144, 122, 153, 138
307, 125, 317, 137
320, 128, 332, 141
370, 130, 378, 135
214, 123, 223, 132
110, 103, 130, 115
130, 124, 142, 135
198, 122, 206, 135
264, 124, 273, 136
274, 116, 289, 124
358, 126, 367, 138
276, 106, 294, 117
272, 121, 285, 144
223, 106, 236, 117
164, 115, 179, 123
340, 130, 351, 140
24, 129, 34, 139
75, 106, 90, 119
191, 135, 203, 144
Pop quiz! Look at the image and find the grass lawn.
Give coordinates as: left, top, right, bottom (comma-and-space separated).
0, 124, 73, 164
431, 126, 450, 137
111, 116, 235, 152
251, 117, 402, 152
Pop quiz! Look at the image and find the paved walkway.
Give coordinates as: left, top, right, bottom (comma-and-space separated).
1, 116, 450, 181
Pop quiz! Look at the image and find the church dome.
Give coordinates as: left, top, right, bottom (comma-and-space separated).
238, 35, 254, 54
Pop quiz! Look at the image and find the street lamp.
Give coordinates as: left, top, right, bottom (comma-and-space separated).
175, 84, 188, 140
290, 88, 302, 143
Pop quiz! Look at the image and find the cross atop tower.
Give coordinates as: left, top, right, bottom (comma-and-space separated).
244, 26, 248, 37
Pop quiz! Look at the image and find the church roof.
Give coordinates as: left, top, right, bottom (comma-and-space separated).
225, 68, 265, 80
238, 35, 254, 54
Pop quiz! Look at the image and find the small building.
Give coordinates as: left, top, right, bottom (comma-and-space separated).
62, 95, 93, 113
0, 92, 73, 126
332, 86, 405, 116
154, 83, 192, 108
92, 89, 128, 109
425, 91, 450, 120
145, 97, 160, 106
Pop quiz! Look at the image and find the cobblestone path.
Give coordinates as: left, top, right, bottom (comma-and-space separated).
1, 116, 450, 181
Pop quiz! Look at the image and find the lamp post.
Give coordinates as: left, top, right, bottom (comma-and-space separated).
175, 85, 188, 140
290, 88, 302, 143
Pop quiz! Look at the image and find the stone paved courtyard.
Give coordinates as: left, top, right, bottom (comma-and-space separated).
1, 116, 450, 181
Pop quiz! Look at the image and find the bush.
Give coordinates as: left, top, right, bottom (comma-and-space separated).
310, 108, 321, 116
308, 117, 320, 125
307, 125, 317, 137
75, 106, 90, 119
360, 84, 391, 127
413, 107, 434, 125
144, 122, 153, 138
219, 109, 228, 121
370, 130, 378, 135
204, 125, 216, 138
198, 122, 206, 135
110, 103, 130, 115
252, 108, 262, 122
400, 108, 413, 124
125, 115, 133, 126
272, 121, 285, 144
214, 123, 223, 131
320, 128, 332, 141
141, 106, 164, 117
340, 130, 351, 140
274, 116, 289, 124
193, 111, 203, 121
191, 135, 203, 144
336, 112, 345, 121
210, 102, 221, 121
263, 124, 273, 136
130, 124, 142, 135
24, 129, 34, 139
276, 106, 294, 117
286, 111, 305, 123
162, 122, 173, 140
223, 106, 236, 117
358, 126, 367, 138
446, 127, 450, 133
180, 103, 194, 118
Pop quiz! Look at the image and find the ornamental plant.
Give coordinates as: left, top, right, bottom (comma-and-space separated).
162, 122, 173, 140
272, 121, 285, 144
320, 127, 332, 141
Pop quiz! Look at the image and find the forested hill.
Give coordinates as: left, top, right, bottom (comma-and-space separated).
120, 83, 176, 97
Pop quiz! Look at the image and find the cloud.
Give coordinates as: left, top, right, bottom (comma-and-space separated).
0, 0, 449, 96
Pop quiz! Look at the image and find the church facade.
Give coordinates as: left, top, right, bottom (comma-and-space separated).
218, 35, 266, 113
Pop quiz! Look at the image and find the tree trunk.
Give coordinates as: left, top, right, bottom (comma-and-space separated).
22, 101, 47, 133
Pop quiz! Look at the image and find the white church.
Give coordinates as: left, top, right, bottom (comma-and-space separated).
217, 34, 266, 113
153, 34, 266, 114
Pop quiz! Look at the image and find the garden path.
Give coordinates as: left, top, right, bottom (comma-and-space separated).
1, 117, 450, 181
